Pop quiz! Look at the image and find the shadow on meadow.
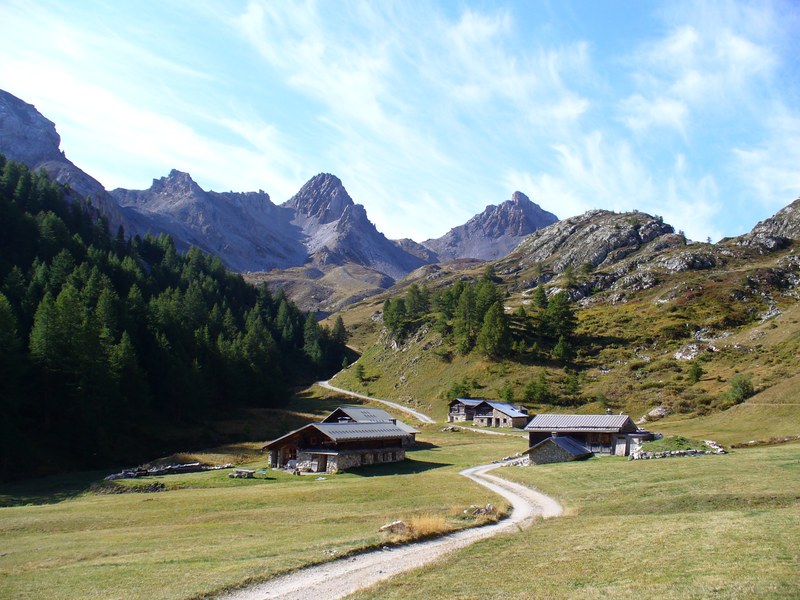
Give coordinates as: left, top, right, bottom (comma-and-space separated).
348, 457, 451, 477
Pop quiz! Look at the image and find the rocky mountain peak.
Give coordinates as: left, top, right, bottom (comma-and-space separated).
0, 89, 128, 229
510, 190, 530, 204
150, 169, 203, 196
422, 191, 558, 261
283, 173, 354, 224
0, 90, 63, 165
507, 209, 676, 279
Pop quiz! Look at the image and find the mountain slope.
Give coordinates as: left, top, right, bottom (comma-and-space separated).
112, 170, 306, 272
422, 191, 558, 261
0, 89, 128, 230
283, 174, 426, 280
330, 198, 800, 429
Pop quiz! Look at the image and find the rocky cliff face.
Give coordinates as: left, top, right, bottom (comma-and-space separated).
734, 198, 800, 252
112, 170, 306, 272
281, 174, 426, 280
0, 89, 128, 229
422, 191, 558, 261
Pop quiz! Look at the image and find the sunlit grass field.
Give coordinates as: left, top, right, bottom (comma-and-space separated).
0, 427, 519, 600
350, 442, 800, 600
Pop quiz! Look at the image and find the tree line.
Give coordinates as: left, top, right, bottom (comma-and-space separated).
382, 266, 577, 362
0, 156, 348, 479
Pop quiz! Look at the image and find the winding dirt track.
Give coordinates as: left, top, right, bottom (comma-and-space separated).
219, 386, 562, 600
316, 380, 436, 423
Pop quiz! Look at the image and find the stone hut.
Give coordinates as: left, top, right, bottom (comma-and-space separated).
264, 422, 408, 474
472, 401, 529, 428
524, 435, 593, 465
448, 398, 529, 428
524, 414, 653, 456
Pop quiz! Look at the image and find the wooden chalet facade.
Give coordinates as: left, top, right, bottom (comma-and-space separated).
524, 414, 653, 457
448, 399, 529, 428
264, 422, 408, 474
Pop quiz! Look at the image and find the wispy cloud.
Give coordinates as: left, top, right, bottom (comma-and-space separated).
0, 0, 796, 244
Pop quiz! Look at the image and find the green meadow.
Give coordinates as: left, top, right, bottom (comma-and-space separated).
1, 390, 798, 600
0, 428, 519, 600
351, 442, 800, 600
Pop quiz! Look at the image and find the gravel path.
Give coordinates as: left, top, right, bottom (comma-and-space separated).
317, 381, 436, 424
219, 384, 560, 599
219, 462, 562, 600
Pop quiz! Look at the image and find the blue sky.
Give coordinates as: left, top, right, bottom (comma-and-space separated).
1, 0, 798, 243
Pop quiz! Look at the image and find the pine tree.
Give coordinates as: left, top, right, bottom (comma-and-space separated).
533, 284, 548, 309
453, 285, 477, 353
542, 291, 576, 339
331, 315, 348, 345
477, 301, 511, 358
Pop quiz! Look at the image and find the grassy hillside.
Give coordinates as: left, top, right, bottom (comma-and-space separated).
351, 442, 800, 600
328, 244, 800, 434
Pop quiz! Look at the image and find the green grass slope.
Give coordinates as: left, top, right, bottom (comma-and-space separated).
329, 245, 800, 434
0, 424, 520, 600
351, 442, 800, 600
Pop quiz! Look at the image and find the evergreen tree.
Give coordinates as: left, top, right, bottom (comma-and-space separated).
453, 285, 477, 353
523, 370, 551, 403
688, 361, 704, 384
533, 284, 548, 309
477, 301, 511, 358
331, 315, 348, 345
542, 291, 577, 339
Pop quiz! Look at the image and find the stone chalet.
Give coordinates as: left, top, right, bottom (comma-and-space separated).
524, 435, 594, 465
321, 405, 419, 446
264, 421, 408, 474
524, 414, 654, 457
448, 398, 529, 428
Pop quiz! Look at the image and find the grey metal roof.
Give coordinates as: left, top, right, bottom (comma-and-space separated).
525, 435, 593, 458
323, 406, 419, 434
524, 414, 636, 433
483, 401, 529, 419
264, 422, 409, 449
452, 398, 484, 407
331, 406, 394, 422
311, 422, 409, 442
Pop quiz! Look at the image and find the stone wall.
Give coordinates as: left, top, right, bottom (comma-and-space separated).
526, 441, 574, 465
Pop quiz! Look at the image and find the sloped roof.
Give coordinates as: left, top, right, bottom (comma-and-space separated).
525, 435, 593, 459
482, 401, 529, 419
264, 422, 408, 449
451, 398, 529, 418
524, 414, 637, 433
451, 398, 484, 407
325, 405, 394, 422
322, 406, 419, 434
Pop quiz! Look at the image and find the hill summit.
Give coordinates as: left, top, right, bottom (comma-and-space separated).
422, 191, 558, 261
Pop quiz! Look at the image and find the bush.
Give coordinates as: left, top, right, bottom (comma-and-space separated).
724, 373, 755, 404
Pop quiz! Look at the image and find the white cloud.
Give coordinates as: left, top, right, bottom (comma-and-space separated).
504, 132, 724, 242
732, 108, 800, 210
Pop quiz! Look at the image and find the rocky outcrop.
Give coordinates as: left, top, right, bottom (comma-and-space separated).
393, 238, 439, 263
734, 198, 800, 252
509, 210, 675, 274
0, 89, 128, 229
281, 174, 426, 280
422, 191, 558, 261
112, 170, 306, 272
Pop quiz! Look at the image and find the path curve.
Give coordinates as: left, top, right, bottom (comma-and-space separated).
317, 380, 435, 424
219, 463, 561, 600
